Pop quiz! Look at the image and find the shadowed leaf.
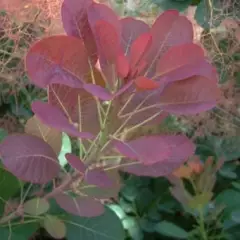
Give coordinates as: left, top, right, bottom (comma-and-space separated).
48, 84, 100, 135
55, 194, 104, 217
121, 17, 150, 56
44, 215, 66, 239
0, 134, 60, 184
25, 115, 62, 155
32, 101, 94, 139
135, 76, 160, 90
24, 198, 50, 216
85, 168, 114, 188
65, 153, 86, 173
114, 135, 195, 165
61, 0, 98, 63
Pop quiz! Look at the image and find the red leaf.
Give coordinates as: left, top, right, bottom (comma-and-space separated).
143, 10, 193, 77
157, 43, 205, 81
26, 35, 90, 88
32, 101, 94, 139
48, 84, 100, 135
135, 76, 160, 90
116, 52, 130, 78
83, 83, 112, 100
94, 20, 120, 63
61, 0, 98, 63
159, 75, 221, 114
85, 168, 114, 188
121, 17, 150, 56
130, 33, 152, 70
87, 2, 121, 37
55, 194, 104, 217
65, 154, 86, 173
0, 134, 60, 184
114, 135, 195, 166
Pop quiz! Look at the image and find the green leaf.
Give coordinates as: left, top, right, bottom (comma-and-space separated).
65, 207, 125, 240
194, 0, 222, 29
108, 204, 126, 220
24, 198, 50, 216
153, 0, 192, 12
155, 221, 188, 239
231, 210, 240, 223
0, 129, 7, 143
0, 165, 21, 202
43, 215, 66, 239
58, 132, 72, 167
0, 221, 39, 240
122, 217, 143, 240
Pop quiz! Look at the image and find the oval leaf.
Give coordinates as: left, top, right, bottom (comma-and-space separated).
0, 134, 60, 184
155, 221, 188, 239
44, 215, 66, 239
32, 101, 94, 139
85, 168, 114, 188
159, 75, 221, 114
114, 135, 195, 165
24, 198, 50, 216
26, 35, 89, 88
55, 194, 104, 217
25, 115, 62, 155
65, 153, 86, 173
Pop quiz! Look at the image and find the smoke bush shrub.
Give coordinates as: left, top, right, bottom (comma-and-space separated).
0, 0, 220, 238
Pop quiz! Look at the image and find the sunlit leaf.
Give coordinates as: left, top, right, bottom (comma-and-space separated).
188, 192, 213, 209
58, 133, 72, 167
0, 134, 60, 184
24, 198, 50, 216
55, 194, 104, 217
44, 215, 66, 239
26, 35, 90, 88
135, 76, 160, 90
25, 115, 62, 155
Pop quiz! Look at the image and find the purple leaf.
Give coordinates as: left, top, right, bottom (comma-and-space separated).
65, 153, 86, 173
120, 17, 150, 56
61, 0, 98, 63
55, 194, 104, 217
158, 75, 221, 114
114, 135, 195, 165
0, 134, 60, 184
83, 83, 112, 100
48, 84, 100, 135
32, 101, 94, 139
120, 159, 186, 177
85, 168, 114, 188
143, 10, 193, 77
25, 35, 89, 88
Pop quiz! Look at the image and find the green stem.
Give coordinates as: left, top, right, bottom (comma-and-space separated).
198, 206, 208, 240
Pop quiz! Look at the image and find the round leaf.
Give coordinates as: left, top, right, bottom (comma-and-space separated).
24, 198, 50, 216
0, 134, 60, 184
44, 215, 66, 239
